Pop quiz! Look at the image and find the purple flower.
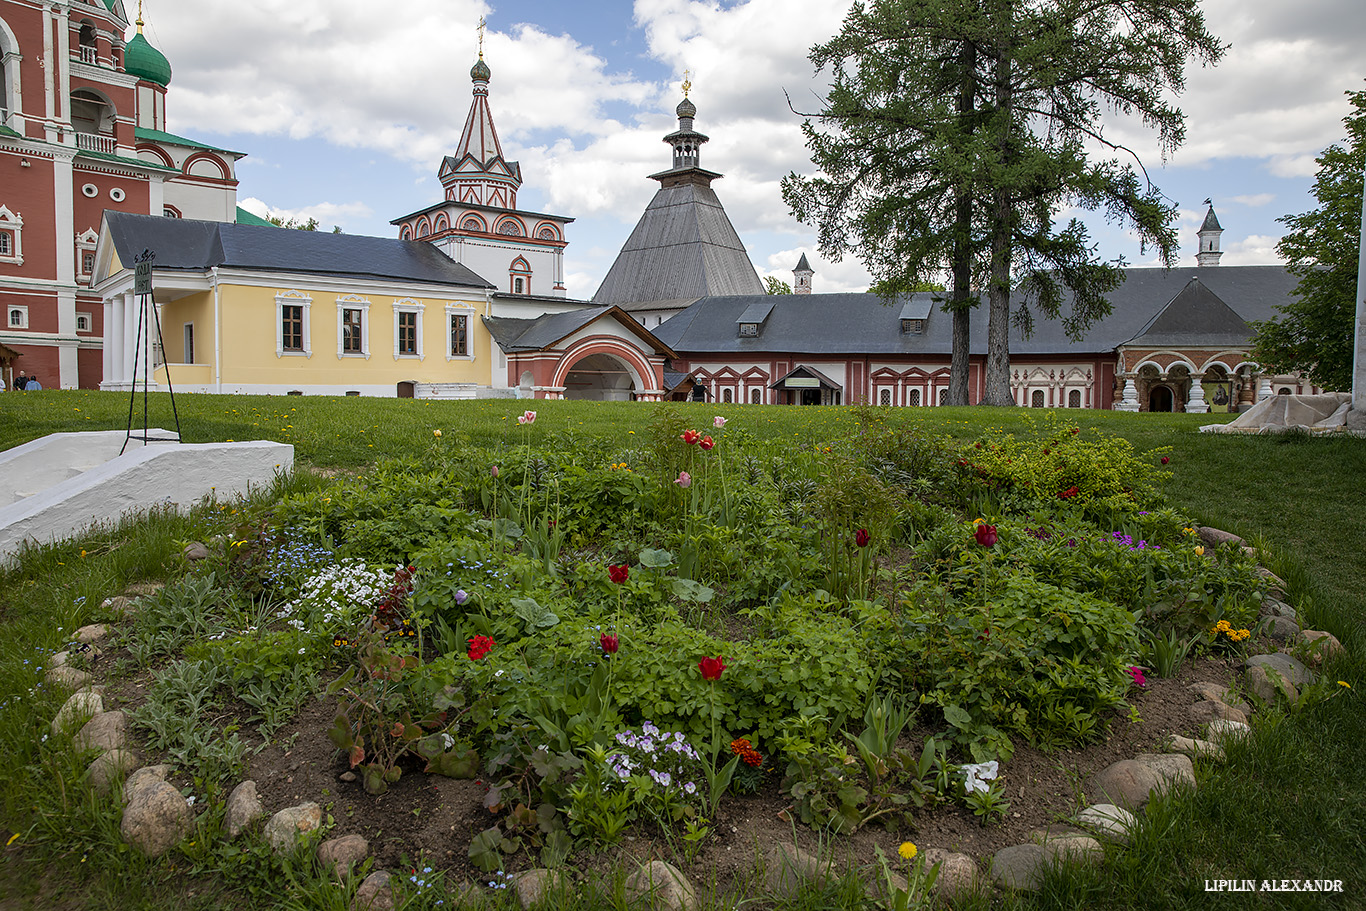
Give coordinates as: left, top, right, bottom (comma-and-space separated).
455, 589, 469, 605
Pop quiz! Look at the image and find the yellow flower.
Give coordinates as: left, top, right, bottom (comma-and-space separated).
433, 429, 442, 437
898, 842, 917, 861
1339, 681, 1351, 689
1193, 545, 1204, 556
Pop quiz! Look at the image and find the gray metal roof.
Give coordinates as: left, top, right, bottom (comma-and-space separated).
794, 252, 812, 272
104, 212, 494, 288
1200, 206, 1223, 232
482, 306, 678, 357
591, 183, 764, 306
736, 300, 775, 325
1122, 277, 1252, 348
654, 265, 1297, 356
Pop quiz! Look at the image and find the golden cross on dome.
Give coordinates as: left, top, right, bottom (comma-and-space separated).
681, 70, 691, 98
477, 16, 486, 58
136, 0, 144, 32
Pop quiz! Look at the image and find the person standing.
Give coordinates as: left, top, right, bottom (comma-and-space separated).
13, 370, 27, 390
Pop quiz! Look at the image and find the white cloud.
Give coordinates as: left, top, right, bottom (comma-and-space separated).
759, 246, 871, 295
238, 196, 373, 230
1230, 193, 1275, 208
1218, 234, 1284, 266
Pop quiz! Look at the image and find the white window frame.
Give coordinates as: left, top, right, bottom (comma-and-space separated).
183, 322, 194, 364
275, 290, 313, 358
76, 312, 91, 332
0, 205, 22, 266
8, 303, 28, 328
75, 228, 98, 279
445, 303, 476, 361
336, 295, 371, 359
393, 298, 425, 360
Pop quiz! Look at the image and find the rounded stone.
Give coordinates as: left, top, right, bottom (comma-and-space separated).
74, 624, 109, 644
1169, 735, 1224, 762
265, 802, 323, 854
352, 870, 394, 911
87, 748, 140, 795
624, 860, 697, 911
1298, 630, 1344, 666
120, 779, 192, 857
763, 844, 828, 899
101, 596, 135, 617
182, 541, 212, 561
1043, 835, 1104, 864
224, 780, 265, 838
1266, 616, 1302, 642
920, 847, 979, 902
317, 834, 369, 879
1088, 753, 1195, 809
46, 666, 92, 691
51, 691, 104, 736
1247, 652, 1313, 686
1246, 665, 1299, 704
1187, 699, 1248, 727
1260, 598, 1298, 621
1206, 719, 1251, 743
990, 843, 1049, 891
73, 710, 128, 752
1196, 527, 1243, 548
1074, 803, 1137, 844
512, 869, 565, 909
122, 764, 174, 803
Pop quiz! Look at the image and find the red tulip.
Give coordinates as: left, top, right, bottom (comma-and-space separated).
681, 430, 701, 445
1161, 456, 1170, 465
600, 633, 619, 654
698, 655, 726, 681
699, 435, 715, 450
973, 524, 998, 547
609, 564, 629, 584
855, 528, 870, 547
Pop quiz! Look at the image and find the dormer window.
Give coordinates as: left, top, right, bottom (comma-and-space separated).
901, 318, 925, 335
898, 300, 931, 335
738, 322, 758, 337
735, 299, 774, 338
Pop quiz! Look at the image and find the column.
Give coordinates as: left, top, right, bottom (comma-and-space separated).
1186, 374, 1209, 413
1257, 376, 1273, 402
101, 296, 114, 386
121, 289, 136, 385
1115, 376, 1140, 411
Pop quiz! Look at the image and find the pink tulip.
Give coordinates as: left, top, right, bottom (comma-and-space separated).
675, 471, 692, 489
517, 410, 537, 425
713, 416, 728, 429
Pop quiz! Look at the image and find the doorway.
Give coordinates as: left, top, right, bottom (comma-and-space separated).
1148, 385, 1173, 412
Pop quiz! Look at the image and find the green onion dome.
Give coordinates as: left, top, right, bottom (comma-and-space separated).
471, 57, 491, 82
125, 32, 172, 87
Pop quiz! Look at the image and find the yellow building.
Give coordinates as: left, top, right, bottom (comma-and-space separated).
92, 211, 586, 398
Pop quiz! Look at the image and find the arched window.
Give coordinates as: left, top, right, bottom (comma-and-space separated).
879, 388, 891, 406
537, 225, 558, 240
1068, 389, 1081, 408
417, 220, 430, 238
909, 388, 921, 407
750, 387, 761, 404
938, 388, 948, 406
461, 215, 485, 232
78, 21, 97, 64
1031, 389, 1045, 408
723, 388, 733, 403
497, 219, 523, 236
434, 215, 449, 233
509, 257, 531, 295
400, 225, 413, 240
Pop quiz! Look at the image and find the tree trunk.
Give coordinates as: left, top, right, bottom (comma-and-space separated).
947, 40, 976, 407
982, 24, 1016, 407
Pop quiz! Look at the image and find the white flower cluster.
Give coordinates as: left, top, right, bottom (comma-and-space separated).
285, 559, 393, 627
960, 760, 999, 794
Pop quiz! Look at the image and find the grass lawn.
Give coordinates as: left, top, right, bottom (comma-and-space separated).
0, 391, 1362, 910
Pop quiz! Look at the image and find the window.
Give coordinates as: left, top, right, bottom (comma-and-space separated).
342, 309, 363, 353
0, 206, 22, 265
723, 388, 733, 403
461, 216, 485, 232
392, 300, 425, 359
509, 257, 532, 295
513, 277, 524, 294
750, 387, 761, 404
1068, 389, 1081, 408
450, 313, 468, 356
909, 388, 921, 407
397, 312, 417, 354
76, 313, 91, 332
183, 323, 194, 363
275, 291, 312, 357
497, 219, 523, 236
1031, 389, 1045, 408
938, 388, 948, 406
9, 305, 27, 328
901, 318, 925, 334
282, 306, 304, 351
879, 388, 891, 406
738, 323, 758, 337
82, 252, 95, 274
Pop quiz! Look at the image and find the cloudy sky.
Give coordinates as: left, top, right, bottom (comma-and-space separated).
137, 0, 1363, 297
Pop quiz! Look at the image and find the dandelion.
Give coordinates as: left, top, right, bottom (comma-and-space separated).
898, 842, 917, 861
1339, 681, 1351, 689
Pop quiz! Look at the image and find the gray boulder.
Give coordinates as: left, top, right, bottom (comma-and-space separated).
87, 749, 140, 795
265, 802, 323, 854
317, 834, 369, 880
1265, 616, 1302, 642
224, 780, 266, 837
1196, 527, 1243, 548
74, 624, 109, 644
121, 779, 192, 857
1206, 719, 1252, 743
122, 764, 173, 803
1187, 700, 1247, 727
73, 710, 128, 752
352, 871, 394, 911
1088, 753, 1195, 809
990, 843, 1049, 891
46, 666, 93, 690
1169, 735, 1224, 762
624, 861, 697, 911
1298, 630, 1345, 666
920, 848, 980, 903
1247, 652, 1313, 686
512, 869, 565, 909
183, 541, 212, 561
51, 691, 103, 737
1246, 665, 1299, 704
763, 844, 828, 899
1074, 804, 1137, 844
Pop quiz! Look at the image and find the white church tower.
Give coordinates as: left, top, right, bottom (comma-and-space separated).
1197, 201, 1223, 267
391, 35, 573, 298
